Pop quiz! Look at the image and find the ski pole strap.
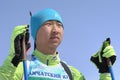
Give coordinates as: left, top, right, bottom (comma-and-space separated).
60, 61, 73, 80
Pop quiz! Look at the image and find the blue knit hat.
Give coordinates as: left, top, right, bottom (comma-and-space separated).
30, 8, 63, 41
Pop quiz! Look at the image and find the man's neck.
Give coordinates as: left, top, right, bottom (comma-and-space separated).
36, 47, 57, 55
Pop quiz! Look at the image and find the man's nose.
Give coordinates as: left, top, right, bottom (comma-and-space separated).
52, 24, 59, 33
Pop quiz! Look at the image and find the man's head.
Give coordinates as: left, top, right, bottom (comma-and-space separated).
30, 9, 64, 54
30, 8, 63, 41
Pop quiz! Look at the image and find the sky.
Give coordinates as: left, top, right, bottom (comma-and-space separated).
0, 0, 120, 79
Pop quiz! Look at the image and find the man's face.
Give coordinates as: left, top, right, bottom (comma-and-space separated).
36, 20, 64, 51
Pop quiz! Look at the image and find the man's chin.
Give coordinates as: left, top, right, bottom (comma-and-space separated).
49, 43, 60, 49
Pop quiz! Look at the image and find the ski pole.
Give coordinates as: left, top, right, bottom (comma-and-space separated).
107, 58, 115, 80
106, 38, 115, 80
22, 28, 29, 80
99, 38, 115, 80
104, 38, 115, 80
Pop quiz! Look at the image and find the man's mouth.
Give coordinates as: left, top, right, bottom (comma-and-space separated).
50, 36, 59, 41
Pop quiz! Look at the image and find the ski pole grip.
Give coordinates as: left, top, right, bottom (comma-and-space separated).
99, 37, 111, 63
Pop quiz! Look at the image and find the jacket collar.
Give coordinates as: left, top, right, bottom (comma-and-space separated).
33, 49, 60, 66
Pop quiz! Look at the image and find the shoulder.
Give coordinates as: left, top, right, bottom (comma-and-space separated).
61, 61, 85, 80
69, 66, 85, 80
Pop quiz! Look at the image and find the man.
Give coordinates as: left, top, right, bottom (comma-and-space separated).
0, 8, 116, 80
